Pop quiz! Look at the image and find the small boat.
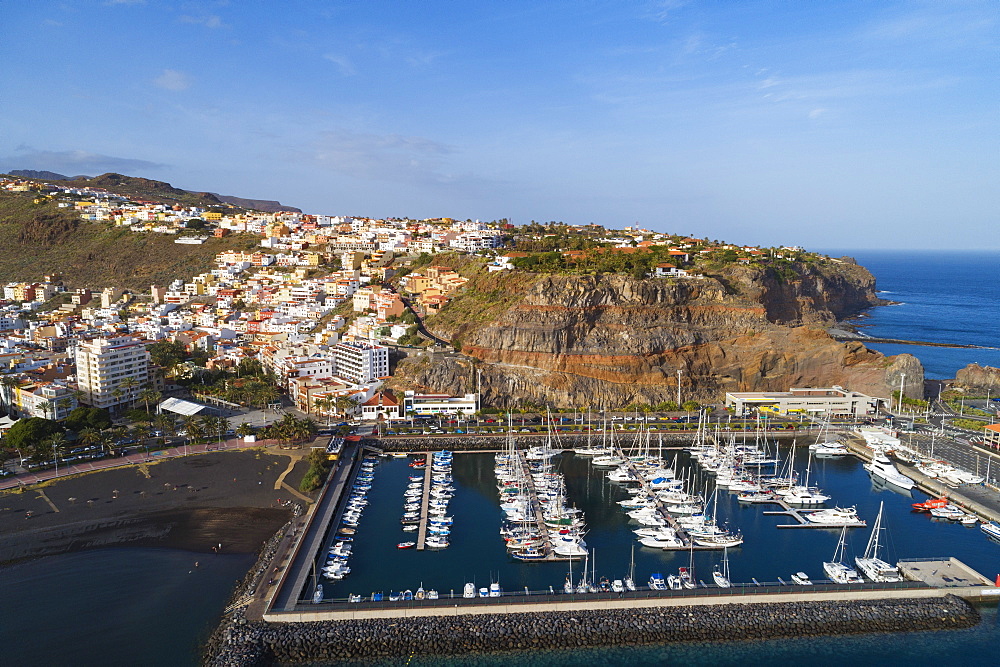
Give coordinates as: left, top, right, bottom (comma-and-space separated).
402, 525, 418, 532
790, 572, 812, 585
371, 591, 384, 602
666, 574, 682, 590
712, 547, 732, 588
427, 589, 439, 600
397, 541, 416, 549
478, 587, 489, 597
864, 454, 915, 491
402, 589, 413, 601
348, 594, 362, 603
312, 584, 324, 603
678, 566, 696, 590
823, 526, 863, 584
489, 582, 502, 597
463, 582, 476, 598
854, 502, 901, 583
648, 573, 667, 590
611, 579, 625, 593
415, 586, 426, 600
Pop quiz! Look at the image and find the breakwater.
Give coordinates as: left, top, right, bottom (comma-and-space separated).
204, 595, 978, 666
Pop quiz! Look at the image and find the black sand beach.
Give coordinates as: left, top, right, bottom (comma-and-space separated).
0, 451, 308, 564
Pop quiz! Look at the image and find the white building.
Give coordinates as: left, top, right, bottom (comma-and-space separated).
333, 342, 389, 384
724, 386, 883, 418
75, 337, 151, 410
403, 390, 478, 416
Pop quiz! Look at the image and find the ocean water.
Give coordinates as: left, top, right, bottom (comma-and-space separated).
825, 249, 1000, 379
0, 548, 255, 667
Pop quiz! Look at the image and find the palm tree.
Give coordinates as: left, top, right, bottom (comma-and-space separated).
138, 388, 162, 415
314, 397, 334, 425
48, 432, 67, 476
57, 398, 72, 420
181, 415, 205, 443
154, 413, 175, 438
334, 395, 359, 418
131, 423, 151, 445
120, 377, 140, 409
71, 388, 86, 406
110, 387, 123, 413
78, 427, 101, 451
38, 400, 52, 421
235, 422, 255, 438
1, 375, 20, 414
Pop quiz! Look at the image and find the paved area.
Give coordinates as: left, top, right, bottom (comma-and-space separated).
899, 558, 993, 587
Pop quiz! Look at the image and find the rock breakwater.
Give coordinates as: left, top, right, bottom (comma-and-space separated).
205, 595, 978, 666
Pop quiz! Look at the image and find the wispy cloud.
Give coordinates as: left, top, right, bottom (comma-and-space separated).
322, 54, 356, 76
297, 129, 497, 195
0, 147, 166, 176
154, 68, 191, 91
180, 14, 226, 29
104, 0, 146, 5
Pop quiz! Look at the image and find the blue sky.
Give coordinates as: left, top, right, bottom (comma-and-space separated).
2, 1, 996, 250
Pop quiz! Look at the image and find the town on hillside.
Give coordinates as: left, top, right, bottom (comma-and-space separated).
0, 173, 819, 472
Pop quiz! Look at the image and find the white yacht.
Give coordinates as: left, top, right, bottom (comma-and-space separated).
864, 454, 915, 490
854, 501, 901, 582
805, 506, 864, 525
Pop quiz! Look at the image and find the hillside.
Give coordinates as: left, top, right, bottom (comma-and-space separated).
6, 170, 300, 212
0, 191, 259, 289
390, 260, 923, 408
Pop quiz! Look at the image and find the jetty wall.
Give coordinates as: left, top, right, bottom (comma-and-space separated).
205, 594, 979, 666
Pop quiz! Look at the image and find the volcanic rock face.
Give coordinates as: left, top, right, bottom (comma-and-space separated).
393, 261, 919, 408
955, 363, 1000, 391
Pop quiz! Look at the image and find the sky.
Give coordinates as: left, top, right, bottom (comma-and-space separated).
1, 1, 997, 250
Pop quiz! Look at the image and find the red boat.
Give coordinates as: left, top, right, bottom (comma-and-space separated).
912, 498, 949, 512
397, 541, 416, 549
409, 459, 427, 469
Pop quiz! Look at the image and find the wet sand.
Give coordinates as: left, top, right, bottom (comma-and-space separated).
0, 451, 310, 564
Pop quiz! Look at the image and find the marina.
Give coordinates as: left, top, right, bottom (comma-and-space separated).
266, 433, 1000, 611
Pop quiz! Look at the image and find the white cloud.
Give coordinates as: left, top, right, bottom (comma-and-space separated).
180, 14, 226, 29
154, 69, 191, 92
322, 54, 356, 76
0, 147, 166, 176
808, 108, 827, 119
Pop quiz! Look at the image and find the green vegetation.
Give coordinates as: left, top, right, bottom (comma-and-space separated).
891, 391, 929, 409
64, 407, 112, 432
299, 448, 332, 493
951, 418, 989, 431
0, 191, 259, 289
4, 417, 62, 458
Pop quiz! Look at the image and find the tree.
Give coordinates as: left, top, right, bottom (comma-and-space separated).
6, 417, 61, 457
65, 406, 112, 431
1, 375, 20, 413
681, 400, 701, 412
46, 432, 68, 468
78, 427, 102, 451
138, 388, 162, 414
235, 422, 256, 437
119, 377, 140, 408
146, 340, 187, 374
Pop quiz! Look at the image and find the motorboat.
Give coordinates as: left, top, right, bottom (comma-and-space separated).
804, 506, 864, 525
864, 454, 915, 490
790, 572, 812, 585
397, 541, 416, 549
463, 583, 476, 598
648, 573, 667, 590
489, 582, 502, 597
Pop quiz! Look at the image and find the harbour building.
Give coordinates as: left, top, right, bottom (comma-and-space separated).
724, 386, 883, 418
75, 336, 151, 410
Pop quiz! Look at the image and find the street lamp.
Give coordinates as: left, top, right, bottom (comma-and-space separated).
676, 369, 683, 408
897, 373, 906, 413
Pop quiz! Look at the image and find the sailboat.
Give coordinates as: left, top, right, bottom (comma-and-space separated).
823, 526, 863, 584
854, 501, 902, 582
783, 445, 831, 505
712, 547, 732, 587
623, 544, 637, 591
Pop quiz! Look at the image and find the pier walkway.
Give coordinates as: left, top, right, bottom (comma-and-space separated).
416, 452, 432, 550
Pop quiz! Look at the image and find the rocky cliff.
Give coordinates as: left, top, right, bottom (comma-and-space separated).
391, 259, 923, 408
955, 363, 1000, 391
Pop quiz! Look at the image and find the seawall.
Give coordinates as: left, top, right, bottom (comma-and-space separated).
205, 594, 978, 666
